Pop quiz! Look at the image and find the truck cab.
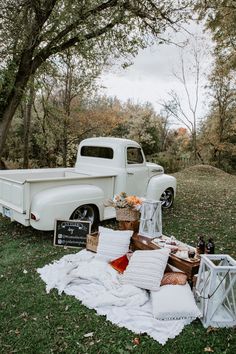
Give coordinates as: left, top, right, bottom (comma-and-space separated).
75, 137, 174, 207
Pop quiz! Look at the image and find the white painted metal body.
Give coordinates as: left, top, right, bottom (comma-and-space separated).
0, 137, 176, 230
195, 254, 236, 328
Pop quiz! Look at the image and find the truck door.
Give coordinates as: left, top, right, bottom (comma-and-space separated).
125, 146, 149, 196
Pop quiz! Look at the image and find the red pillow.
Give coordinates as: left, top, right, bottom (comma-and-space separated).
110, 255, 129, 273
161, 272, 187, 286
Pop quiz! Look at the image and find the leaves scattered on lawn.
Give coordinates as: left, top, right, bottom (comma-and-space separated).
204, 346, 214, 352
83, 332, 94, 338
0, 165, 235, 353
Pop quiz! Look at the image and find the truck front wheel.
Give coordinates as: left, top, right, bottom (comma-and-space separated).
70, 204, 97, 226
160, 188, 174, 209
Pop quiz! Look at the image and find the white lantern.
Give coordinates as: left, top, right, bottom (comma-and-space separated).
194, 254, 236, 328
138, 200, 162, 238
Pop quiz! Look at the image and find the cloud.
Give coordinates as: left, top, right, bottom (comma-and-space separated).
99, 21, 213, 122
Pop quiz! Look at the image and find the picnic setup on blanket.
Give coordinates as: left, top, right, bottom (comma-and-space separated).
38, 193, 236, 345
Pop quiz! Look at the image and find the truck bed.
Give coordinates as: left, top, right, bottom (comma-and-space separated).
0, 167, 89, 183
0, 167, 116, 225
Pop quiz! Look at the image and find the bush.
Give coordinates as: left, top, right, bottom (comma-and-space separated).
147, 152, 183, 173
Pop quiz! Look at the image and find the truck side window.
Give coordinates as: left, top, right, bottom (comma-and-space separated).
127, 147, 144, 164
81, 146, 114, 159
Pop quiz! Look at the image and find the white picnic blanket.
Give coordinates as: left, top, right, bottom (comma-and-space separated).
37, 250, 194, 345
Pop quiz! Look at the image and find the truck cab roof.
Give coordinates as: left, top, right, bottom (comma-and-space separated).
79, 137, 140, 148
76, 137, 144, 171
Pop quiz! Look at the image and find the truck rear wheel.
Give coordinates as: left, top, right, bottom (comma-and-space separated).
160, 188, 174, 209
70, 204, 97, 226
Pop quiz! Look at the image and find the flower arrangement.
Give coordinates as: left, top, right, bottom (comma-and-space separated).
109, 192, 143, 210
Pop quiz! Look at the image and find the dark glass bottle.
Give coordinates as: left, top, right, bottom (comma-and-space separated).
197, 236, 205, 254
205, 238, 215, 254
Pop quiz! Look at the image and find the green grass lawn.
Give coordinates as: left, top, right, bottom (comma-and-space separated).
0, 165, 236, 354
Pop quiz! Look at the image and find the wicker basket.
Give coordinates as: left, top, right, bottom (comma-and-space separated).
115, 207, 140, 221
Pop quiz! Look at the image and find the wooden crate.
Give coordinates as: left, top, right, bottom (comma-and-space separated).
118, 220, 139, 232
86, 232, 99, 253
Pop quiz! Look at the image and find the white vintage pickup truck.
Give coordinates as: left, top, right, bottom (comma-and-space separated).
0, 137, 176, 230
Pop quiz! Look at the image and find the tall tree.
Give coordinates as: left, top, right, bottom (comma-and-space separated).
0, 0, 190, 166
196, 1, 236, 170
199, 61, 236, 169
160, 36, 207, 162
122, 101, 163, 155
196, 0, 236, 71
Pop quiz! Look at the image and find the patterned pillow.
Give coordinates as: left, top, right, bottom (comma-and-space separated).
161, 272, 187, 286
120, 248, 170, 291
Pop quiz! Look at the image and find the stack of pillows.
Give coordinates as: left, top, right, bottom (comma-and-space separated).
95, 226, 201, 321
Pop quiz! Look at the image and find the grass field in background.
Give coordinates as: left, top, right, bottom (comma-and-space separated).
0, 165, 236, 354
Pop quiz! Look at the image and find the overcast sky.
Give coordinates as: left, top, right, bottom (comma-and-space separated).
100, 22, 214, 128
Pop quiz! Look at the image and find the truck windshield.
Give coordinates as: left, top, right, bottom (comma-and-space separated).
81, 146, 114, 159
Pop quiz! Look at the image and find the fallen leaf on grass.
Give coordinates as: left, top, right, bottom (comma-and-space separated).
19, 312, 28, 318
84, 332, 94, 338
207, 326, 218, 334
204, 347, 214, 352
15, 329, 20, 336
132, 337, 140, 345
19, 312, 29, 321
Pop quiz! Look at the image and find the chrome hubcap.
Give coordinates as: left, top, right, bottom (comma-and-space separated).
71, 205, 95, 224
160, 190, 173, 208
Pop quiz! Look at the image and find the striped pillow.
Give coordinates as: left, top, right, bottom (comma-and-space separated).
121, 248, 170, 291
96, 227, 133, 262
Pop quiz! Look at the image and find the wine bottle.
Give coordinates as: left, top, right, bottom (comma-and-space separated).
205, 238, 215, 254
196, 236, 205, 254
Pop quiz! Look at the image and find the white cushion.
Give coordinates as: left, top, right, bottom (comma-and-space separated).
96, 226, 133, 262
120, 248, 170, 291
151, 283, 202, 320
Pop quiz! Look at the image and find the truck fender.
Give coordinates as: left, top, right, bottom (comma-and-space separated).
30, 185, 104, 231
146, 174, 177, 201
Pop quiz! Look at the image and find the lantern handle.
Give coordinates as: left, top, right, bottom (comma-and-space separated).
140, 202, 161, 222
198, 270, 230, 300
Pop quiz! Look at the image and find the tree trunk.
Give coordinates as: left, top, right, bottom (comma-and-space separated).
62, 56, 73, 167
0, 93, 24, 166
62, 118, 68, 167
193, 130, 197, 164
0, 59, 34, 168
23, 82, 35, 169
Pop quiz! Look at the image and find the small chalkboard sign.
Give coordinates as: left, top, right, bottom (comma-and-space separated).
54, 219, 91, 248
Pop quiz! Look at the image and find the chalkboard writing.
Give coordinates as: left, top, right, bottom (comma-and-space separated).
54, 219, 91, 248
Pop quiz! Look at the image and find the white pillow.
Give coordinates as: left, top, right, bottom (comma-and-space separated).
120, 248, 170, 291
96, 226, 133, 262
151, 283, 202, 320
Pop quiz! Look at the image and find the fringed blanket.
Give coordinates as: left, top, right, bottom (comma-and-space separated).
37, 250, 195, 345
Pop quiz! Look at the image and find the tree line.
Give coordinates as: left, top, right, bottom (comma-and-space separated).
0, 1, 235, 172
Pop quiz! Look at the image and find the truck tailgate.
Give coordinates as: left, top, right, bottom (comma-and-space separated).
0, 178, 25, 213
